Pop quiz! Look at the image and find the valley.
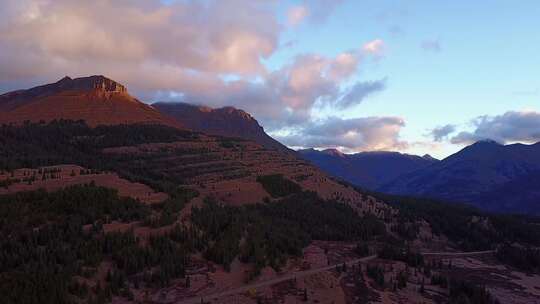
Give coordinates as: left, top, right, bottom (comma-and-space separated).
2, 1, 540, 303
0, 77, 539, 304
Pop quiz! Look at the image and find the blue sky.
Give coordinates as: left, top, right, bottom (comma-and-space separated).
1, 0, 539, 158
267, 0, 540, 157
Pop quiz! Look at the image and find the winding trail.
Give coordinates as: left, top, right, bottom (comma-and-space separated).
421, 250, 495, 257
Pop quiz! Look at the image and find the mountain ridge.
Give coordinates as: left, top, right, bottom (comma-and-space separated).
0, 76, 180, 128
153, 102, 290, 152
299, 148, 438, 190
380, 140, 540, 214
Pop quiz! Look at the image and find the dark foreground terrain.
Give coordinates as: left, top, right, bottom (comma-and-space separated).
1, 121, 539, 304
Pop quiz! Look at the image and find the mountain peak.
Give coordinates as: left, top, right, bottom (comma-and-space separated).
322, 148, 345, 157
459, 139, 504, 155
0, 75, 178, 127
153, 102, 289, 151
422, 154, 438, 162
57, 76, 73, 83
217, 106, 254, 120
473, 139, 502, 146
63, 75, 127, 94
0, 75, 129, 112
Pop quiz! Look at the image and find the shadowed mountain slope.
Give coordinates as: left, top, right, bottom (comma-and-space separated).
299, 148, 438, 190
381, 140, 540, 214
153, 102, 288, 151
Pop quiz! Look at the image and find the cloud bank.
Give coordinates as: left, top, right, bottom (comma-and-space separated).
0, 0, 405, 153
430, 124, 456, 142
451, 111, 540, 145
335, 79, 386, 109
276, 116, 407, 152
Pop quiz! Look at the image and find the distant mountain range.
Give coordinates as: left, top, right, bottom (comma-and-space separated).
381, 140, 540, 214
3, 76, 539, 215
298, 148, 438, 190
153, 102, 288, 151
300, 141, 540, 214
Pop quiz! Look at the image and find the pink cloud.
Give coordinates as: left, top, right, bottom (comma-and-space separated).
0, 1, 398, 150
276, 116, 408, 152
362, 39, 385, 56
0, 0, 278, 79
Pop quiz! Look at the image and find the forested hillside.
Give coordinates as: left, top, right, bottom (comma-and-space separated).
2, 121, 539, 303
0, 120, 391, 303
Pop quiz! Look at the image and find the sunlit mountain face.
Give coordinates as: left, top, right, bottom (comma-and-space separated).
1, 1, 540, 304
0, 75, 180, 127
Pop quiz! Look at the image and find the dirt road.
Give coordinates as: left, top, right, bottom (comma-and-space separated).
174, 249, 498, 303
421, 250, 495, 257
175, 255, 377, 304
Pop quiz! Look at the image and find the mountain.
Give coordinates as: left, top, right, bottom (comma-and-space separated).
381, 140, 540, 214
0, 76, 180, 127
299, 148, 438, 190
153, 102, 288, 151
2, 77, 540, 304
0, 76, 378, 213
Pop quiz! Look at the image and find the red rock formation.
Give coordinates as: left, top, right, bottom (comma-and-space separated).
0, 76, 181, 128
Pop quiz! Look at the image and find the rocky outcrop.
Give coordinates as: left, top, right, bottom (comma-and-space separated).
62, 75, 128, 93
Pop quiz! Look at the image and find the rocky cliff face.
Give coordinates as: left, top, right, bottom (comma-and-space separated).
61, 75, 128, 93
0, 76, 130, 111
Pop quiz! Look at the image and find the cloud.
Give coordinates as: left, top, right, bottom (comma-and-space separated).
362, 39, 385, 56
0, 0, 279, 82
430, 124, 456, 141
276, 116, 407, 152
287, 5, 309, 26
421, 39, 442, 52
451, 111, 540, 145
0, 1, 397, 152
327, 52, 361, 81
333, 79, 386, 109
256, 49, 365, 121
205, 49, 372, 128
146, 46, 378, 131
0, 1, 378, 121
